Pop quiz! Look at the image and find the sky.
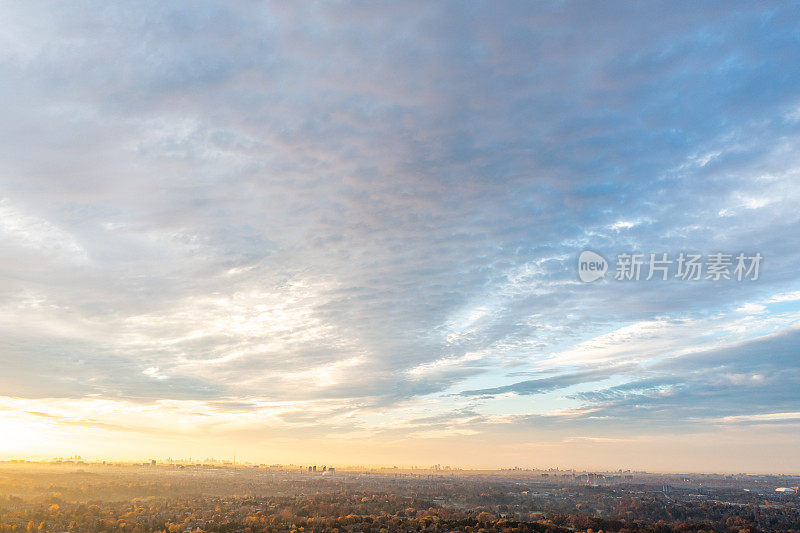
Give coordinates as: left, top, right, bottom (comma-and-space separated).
0, 1, 799, 472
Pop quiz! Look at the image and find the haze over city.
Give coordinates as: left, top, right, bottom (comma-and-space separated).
1, 2, 799, 474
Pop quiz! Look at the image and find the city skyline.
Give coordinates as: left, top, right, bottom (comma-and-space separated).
0, 2, 799, 473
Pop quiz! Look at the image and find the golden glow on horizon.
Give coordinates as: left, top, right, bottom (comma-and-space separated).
1, 395, 799, 472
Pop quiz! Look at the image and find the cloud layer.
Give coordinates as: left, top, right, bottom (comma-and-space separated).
0, 1, 799, 470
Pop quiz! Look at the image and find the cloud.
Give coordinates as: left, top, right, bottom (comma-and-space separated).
459, 365, 631, 398
562, 327, 800, 430
0, 1, 799, 466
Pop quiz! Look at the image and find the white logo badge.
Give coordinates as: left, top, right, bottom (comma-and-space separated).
578, 250, 607, 282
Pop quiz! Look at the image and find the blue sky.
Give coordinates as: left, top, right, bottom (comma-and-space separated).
0, 1, 799, 471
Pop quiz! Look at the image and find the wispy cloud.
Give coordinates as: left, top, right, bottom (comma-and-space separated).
0, 1, 798, 469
